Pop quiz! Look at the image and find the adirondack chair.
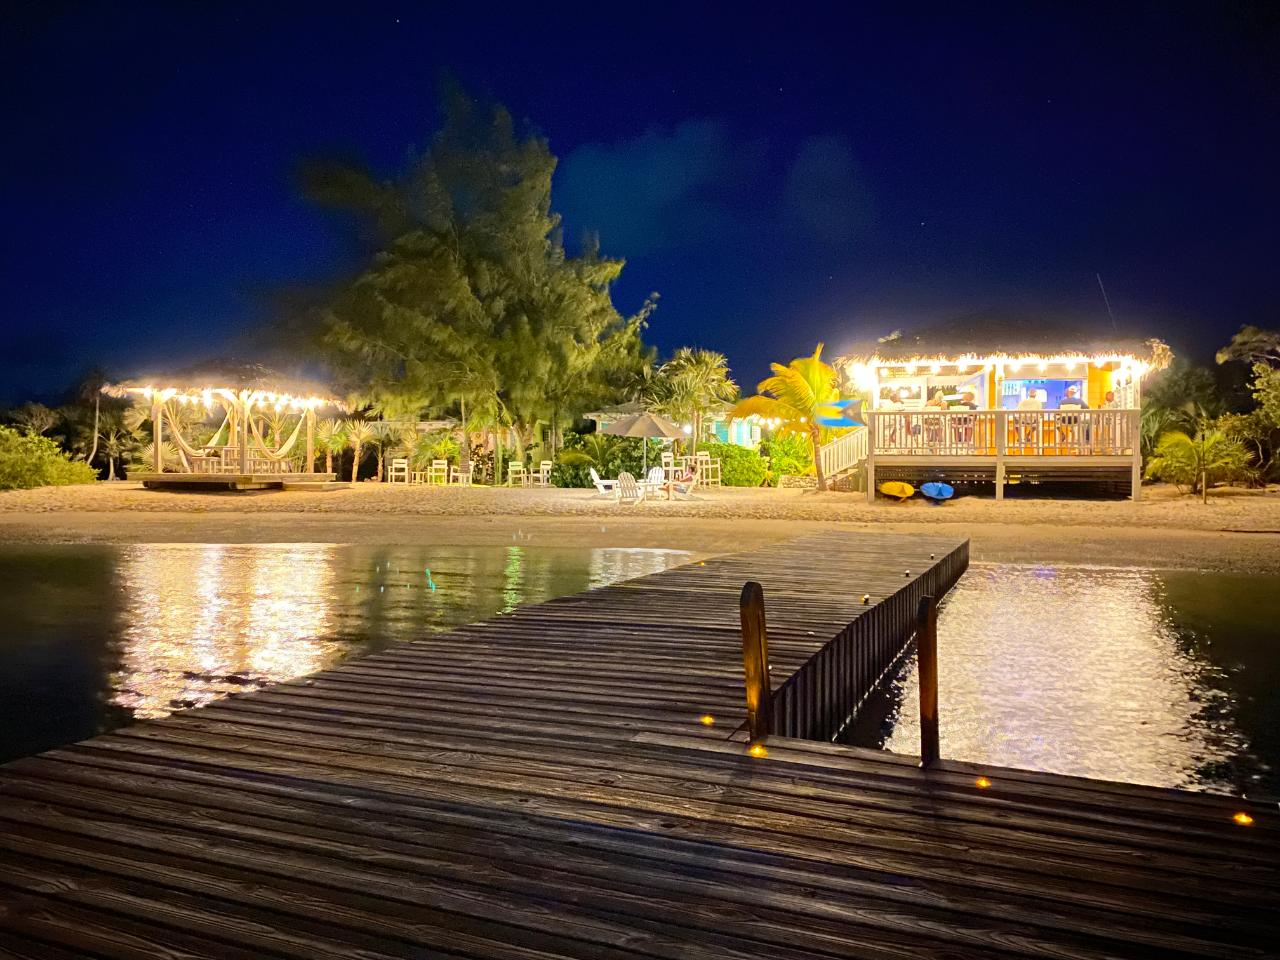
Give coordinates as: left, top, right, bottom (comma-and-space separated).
615, 471, 645, 504
428, 459, 449, 485
589, 467, 615, 497
387, 457, 409, 484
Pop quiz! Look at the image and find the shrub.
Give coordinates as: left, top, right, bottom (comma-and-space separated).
0, 426, 97, 490
700, 442, 767, 487
553, 432, 660, 487
759, 433, 812, 485
1144, 428, 1253, 499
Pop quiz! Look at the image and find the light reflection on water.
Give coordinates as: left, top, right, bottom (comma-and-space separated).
0, 543, 689, 761
862, 563, 1279, 795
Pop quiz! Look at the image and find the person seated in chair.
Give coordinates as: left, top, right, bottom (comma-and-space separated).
1059, 385, 1089, 409
663, 462, 699, 499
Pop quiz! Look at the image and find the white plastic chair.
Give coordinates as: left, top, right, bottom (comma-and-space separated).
449, 462, 472, 486
428, 459, 449, 485
508, 462, 528, 487
387, 457, 409, 483
533, 460, 553, 487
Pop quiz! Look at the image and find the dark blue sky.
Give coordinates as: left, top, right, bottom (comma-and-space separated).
3, 2, 1277, 402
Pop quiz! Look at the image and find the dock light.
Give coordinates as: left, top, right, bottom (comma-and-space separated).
904, 570, 910, 577
749, 744, 768, 758
975, 777, 992, 789
861, 594, 870, 604
1233, 812, 1254, 826
699, 714, 715, 726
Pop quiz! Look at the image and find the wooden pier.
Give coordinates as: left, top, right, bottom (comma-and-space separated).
0, 531, 1275, 959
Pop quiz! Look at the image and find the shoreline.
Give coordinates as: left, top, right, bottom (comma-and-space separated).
2, 482, 1279, 572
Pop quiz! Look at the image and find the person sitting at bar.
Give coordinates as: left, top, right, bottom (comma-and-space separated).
1102, 390, 1118, 408
1059, 385, 1089, 409
952, 391, 978, 410
924, 389, 947, 444
1017, 388, 1043, 410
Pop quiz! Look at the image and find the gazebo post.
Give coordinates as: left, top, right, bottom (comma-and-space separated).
305, 407, 315, 474
151, 398, 164, 472
238, 392, 251, 474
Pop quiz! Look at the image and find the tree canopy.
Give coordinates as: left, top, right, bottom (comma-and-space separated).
305, 84, 655, 452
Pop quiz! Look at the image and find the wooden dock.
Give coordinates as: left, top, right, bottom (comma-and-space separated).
0, 531, 1275, 959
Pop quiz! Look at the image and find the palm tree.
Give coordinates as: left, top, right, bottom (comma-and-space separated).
650, 348, 737, 454
731, 344, 842, 491
99, 427, 132, 481
345, 419, 375, 483
1145, 427, 1252, 503
315, 418, 345, 475
369, 421, 398, 482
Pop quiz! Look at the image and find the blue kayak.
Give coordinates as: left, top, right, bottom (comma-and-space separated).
920, 482, 954, 502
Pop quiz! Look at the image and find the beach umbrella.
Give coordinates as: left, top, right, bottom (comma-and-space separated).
601, 412, 685, 473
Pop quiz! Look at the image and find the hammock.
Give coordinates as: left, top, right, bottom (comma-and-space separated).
248, 412, 306, 461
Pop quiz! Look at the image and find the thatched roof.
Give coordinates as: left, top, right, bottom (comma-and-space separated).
840, 311, 1171, 368
105, 360, 339, 403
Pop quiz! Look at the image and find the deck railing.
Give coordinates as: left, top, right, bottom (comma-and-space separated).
869, 408, 1138, 457
817, 427, 868, 479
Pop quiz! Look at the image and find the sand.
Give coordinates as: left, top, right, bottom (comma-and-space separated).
1, 481, 1278, 572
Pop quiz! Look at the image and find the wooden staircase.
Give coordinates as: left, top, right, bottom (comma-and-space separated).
817, 427, 868, 491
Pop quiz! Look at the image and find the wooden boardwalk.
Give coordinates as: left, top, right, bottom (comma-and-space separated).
0, 531, 1275, 959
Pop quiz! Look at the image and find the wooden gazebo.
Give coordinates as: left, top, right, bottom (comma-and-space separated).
106, 362, 343, 490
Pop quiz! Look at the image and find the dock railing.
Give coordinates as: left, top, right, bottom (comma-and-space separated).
739, 540, 968, 746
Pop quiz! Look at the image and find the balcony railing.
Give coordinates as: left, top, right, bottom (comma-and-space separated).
869, 409, 1138, 458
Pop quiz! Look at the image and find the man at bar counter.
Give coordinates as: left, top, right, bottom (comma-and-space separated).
1059, 384, 1089, 409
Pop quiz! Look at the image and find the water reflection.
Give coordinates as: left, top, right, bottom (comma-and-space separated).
860, 563, 1278, 795
0, 543, 688, 761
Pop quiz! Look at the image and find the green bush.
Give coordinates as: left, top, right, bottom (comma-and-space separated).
759, 434, 812, 485
552, 432, 662, 487
1144, 428, 1253, 496
0, 426, 97, 491
700, 442, 767, 487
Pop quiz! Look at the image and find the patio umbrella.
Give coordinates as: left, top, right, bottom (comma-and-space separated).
600, 412, 685, 474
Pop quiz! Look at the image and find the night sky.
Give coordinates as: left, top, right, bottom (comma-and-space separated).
3, 3, 1278, 403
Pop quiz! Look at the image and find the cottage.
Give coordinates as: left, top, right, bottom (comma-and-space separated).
823, 313, 1172, 500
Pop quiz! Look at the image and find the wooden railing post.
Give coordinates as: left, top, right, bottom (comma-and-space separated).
739, 581, 773, 741
917, 594, 940, 768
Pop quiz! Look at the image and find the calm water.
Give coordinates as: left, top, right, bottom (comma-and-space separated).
0, 543, 689, 762
852, 563, 1280, 797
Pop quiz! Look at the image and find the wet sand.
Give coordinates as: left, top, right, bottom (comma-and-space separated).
2, 482, 1278, 572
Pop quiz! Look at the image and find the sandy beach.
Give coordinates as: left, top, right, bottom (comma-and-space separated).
1, 481, 1278, 572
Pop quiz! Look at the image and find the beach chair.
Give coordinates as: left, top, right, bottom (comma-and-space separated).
449, 461, 472, 486
508, 462, 528, 487
532, 460, 553, 487
589, 467, 616, 497
387, 457, 409, 484
428, 459, 449, 485
615, 471, 645, 504
671, 468, 701, 500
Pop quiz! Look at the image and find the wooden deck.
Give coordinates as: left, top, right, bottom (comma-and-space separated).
0, 532, 1275, 959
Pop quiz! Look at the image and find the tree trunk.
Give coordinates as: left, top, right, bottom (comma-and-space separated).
351, 444, 361, 483
376, 447, 384, 482
1201, 468, 1208, 505
86, 393, 100, 465
460, 397, 470, 468
811, 426, 828, 492
325, 449, 333, 474
106, 456, 116, 482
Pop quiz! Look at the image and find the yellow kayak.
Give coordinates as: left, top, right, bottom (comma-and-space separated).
879, 481, 915, 501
